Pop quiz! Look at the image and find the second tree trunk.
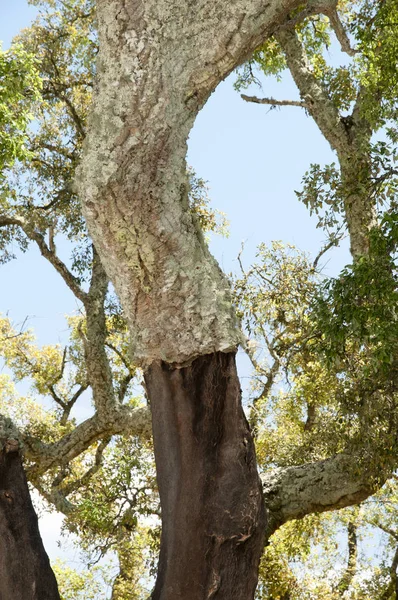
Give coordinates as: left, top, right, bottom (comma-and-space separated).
0, 439, 61, 600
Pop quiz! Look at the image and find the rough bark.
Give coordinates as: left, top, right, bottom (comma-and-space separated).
0, 438, 60, 600
26, 404, 151, 479
81, 247, 117, 418
74, 0, 322, 366
145, 352, 266, 600
262, 453, 376, 538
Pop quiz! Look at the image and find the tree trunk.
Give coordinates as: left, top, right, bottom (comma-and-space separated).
145, 352, 266, 600
0, 438, 61, 600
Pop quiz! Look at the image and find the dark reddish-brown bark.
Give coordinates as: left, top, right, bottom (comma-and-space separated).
0, 439, 61, 600
145, 352, 266, 600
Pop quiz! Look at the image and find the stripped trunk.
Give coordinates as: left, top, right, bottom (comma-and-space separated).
145, 352, 266, 600
0, 439, 60, 600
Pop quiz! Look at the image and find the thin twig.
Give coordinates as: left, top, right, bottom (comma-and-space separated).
241, 94, 307, 108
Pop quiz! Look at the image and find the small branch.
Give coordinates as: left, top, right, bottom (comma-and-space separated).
338, 521, 358, 593
313, 233, 344, 270
376, 523, 398, 542
31, 142, 76, 161
59, 437, 111, 497
275, 23, 350, 155
68, 383, 89, 407
304, 402, 317, 431
34, 481, 74, 515
328, 10, 357, 57
0, 316, 28, 342
33, 187, 73, 212
60, 383, 89, 426
45, 54, 86, 139
57, 92, 86, 139
0, 215, 87, 303
105, 342, 131, 372
48, 385, 67, 410
241, 94, 307, 108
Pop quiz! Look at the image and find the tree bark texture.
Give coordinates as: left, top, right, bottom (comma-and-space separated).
145, 352, 266, 600
0, 439, 61, 600
76, 0, 310, 366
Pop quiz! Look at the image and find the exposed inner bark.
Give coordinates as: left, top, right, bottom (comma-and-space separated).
0, 439, 61, 600
145, 351, 266, 600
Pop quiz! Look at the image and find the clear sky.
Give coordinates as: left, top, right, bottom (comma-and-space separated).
0, 0, 351, 571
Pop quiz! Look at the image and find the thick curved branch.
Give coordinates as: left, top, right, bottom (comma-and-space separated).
76, 0, 341, 366
262, 453, 380, 538
25, 404, 151, 477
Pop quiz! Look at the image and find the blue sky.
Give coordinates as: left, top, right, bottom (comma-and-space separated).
0, 0, 351, 570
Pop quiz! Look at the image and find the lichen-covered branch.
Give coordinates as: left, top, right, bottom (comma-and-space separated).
25, 404, 151, 477
81, 247, 118, 417
262, 453, 379, 537
275, 26, 349, 154
241, 94, 307, 108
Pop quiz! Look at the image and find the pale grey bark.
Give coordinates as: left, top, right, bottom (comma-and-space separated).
76, 0, 346, 366
241, 94, 307, 108
262, 453, 377, 538
80, 248, 118, 417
